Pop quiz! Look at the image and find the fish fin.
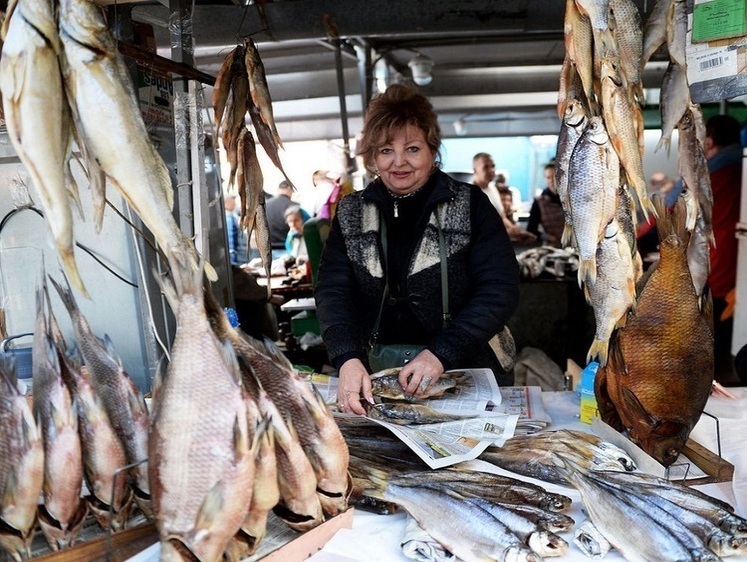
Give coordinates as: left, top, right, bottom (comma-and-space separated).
561, 223, 575, 248
102, 335, 124, 368
151, 267, 179, 314
257, 337, 296, 371
220, 340, 242, 385
151, 355, 167, 402
620, 386, 656, 428
193, 479, 227, 539
578, 258, 597, 287
586, 339, 609, 367
204, 261, 218, 283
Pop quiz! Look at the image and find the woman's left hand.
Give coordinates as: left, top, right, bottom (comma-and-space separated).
398, 349, 444, 398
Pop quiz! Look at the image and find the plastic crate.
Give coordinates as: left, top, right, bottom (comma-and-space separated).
1, 333, 33, 380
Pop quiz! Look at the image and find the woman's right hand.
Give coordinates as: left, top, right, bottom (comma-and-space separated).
338, 358, 374, 415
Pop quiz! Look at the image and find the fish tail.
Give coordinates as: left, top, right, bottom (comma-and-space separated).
59, 248, 90, 300
48, 270, 80, 317
166, 240, 205, 298
655, 194, 688, 242
561, 223, 575, 248
655, 134, 671, 157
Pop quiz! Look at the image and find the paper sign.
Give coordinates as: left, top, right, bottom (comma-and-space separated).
692, 0, 747, 43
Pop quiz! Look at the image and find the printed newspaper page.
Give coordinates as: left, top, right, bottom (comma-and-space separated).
311, 369, 553, 469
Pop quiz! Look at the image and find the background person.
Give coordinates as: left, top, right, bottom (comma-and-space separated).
284, 205, 308, 259
224, 194, 244, 264
472, 152, 535, 243
703, 114, 743, 383
266, 180, 302, 259
526, 162, 564, 247
315, 84, 520, 415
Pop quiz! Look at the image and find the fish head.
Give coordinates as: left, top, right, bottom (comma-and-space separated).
583, 117, 609, 146
634, 419, 690, 467
600, 58, 622, 86
563, 100, 588, 130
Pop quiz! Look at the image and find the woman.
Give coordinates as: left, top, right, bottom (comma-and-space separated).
315, 84, 520, 415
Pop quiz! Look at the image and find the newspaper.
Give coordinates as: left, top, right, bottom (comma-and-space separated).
311, 369, 551, 470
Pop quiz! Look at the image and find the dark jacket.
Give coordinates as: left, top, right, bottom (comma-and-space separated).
315, 170, 520, 378
265, 193, 294, 249
527, 188, 565, 247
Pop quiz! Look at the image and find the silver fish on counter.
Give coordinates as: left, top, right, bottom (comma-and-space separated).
0, 359, 44, 561
370, 472, 544, 562
363, 401, 477, 426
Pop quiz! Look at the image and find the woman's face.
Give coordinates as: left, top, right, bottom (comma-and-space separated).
374, 124, 435, 195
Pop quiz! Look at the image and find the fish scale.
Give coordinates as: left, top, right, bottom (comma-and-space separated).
149, 269, 257, 561
596, 198, 714, 467
567, 116, 620, 286
49, 274, 151, 505
0, 361, 44, 560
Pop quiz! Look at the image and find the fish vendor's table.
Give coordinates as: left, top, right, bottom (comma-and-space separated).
126, 389, 747, 562
306, 389, 747, 562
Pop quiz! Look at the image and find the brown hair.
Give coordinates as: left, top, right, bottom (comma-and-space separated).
356, 84, 442, 174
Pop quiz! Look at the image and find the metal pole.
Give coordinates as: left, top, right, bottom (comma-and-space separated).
333, 38, 356, 173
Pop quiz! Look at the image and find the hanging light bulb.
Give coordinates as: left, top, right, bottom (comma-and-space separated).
408, 52, 434, 86
453, 118, 467, 136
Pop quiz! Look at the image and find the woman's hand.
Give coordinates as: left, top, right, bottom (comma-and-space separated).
337, 358, 374, 415
398, 349, 444, 398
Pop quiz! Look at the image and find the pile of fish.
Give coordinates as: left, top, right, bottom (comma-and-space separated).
0, 0, 212, 299
148, 272, 350, 561
212, 38, 293, 285
558, 463, 747, 561
0, 358, 44, 561
559, 0, 715, 466
516, 246, 580, 280
0, 270, 149, 560
359, 368, 482, 426
478, 429, 637, 486
340, 419, 573, 562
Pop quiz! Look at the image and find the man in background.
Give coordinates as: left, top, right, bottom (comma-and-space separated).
704, 114, 742, 383
526, 162, 564, 247
472, 152, 535, 243
224, 194, 244, 264
266, 181, 296, 258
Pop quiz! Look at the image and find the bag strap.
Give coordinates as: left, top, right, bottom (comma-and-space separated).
369, 210, 449, 347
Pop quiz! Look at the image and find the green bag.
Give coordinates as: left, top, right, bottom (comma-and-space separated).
367, 344, 426, 373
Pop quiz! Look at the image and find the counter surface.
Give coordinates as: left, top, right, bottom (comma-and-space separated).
307, 389, 747, 562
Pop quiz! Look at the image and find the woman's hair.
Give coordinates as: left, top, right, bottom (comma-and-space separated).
284, 204, 303, 220
356, 84, 442, 174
